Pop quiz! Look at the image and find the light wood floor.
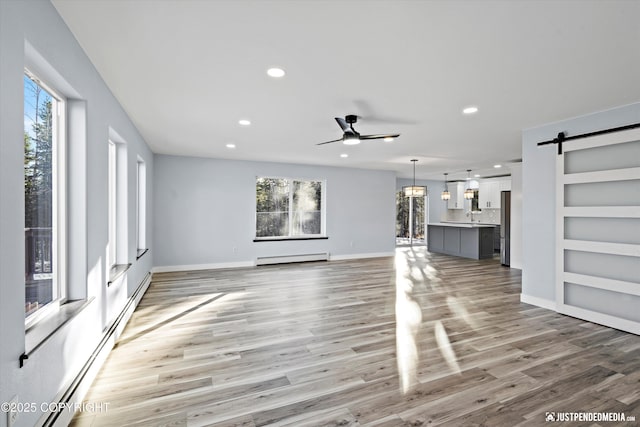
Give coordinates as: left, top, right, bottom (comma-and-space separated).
71, 248, 640, 426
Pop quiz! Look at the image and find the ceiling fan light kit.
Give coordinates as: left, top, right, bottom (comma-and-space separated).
343, 134, 361, 145
317, 114, 400, 146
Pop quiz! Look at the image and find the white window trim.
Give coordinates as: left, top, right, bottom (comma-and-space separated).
255, 176, 326, 239
107, 128, 129, 284
24, 69, 67, 329
107, 140, 117, 269
136, 157, 147, 253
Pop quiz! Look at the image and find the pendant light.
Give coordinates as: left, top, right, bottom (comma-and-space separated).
441, 173, 450, 200
403, 159, 426, 197
463, 169, 474, 200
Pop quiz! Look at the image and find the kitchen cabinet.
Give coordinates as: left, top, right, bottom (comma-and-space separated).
447, 182, 465, 209
428, 223, 496, 259
479, 178, 510, 209
479, 181, 499, 209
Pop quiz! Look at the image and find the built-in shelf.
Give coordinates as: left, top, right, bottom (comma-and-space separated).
136, 248, 148, 260
22, 297, 95, 367
253, 236, 329, 242
108, 263, 131, 286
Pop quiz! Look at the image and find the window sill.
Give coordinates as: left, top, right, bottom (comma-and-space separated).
108, 263, 131, 286
136, 248, 148, 260
22, 297, 95, 367
253, 236, 328, 242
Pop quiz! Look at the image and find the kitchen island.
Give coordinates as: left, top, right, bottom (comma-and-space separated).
427, 222, 497, 260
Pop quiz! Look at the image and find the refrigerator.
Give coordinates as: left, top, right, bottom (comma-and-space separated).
500, 191, 511, 266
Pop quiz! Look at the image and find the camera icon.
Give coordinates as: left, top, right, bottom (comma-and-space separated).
545, 412, 556, 422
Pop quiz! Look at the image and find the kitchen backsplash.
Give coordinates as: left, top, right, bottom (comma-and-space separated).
442, 208, 500, 224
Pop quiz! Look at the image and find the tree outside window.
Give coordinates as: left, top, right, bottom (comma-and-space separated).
24, 73, 59, 318
256, 178, 323, 238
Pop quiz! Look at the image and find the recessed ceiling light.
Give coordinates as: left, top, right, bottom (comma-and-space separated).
384, 137, 394, 142
494, 164, 502, 168
462, 106, 478, 115
474, 174, 480, 178
238, 119, 251, 126
340, 153, 348, 158
267, 67, 285, 78
226, 143, 236, 149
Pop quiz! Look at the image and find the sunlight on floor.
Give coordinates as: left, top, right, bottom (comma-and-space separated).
447, 295, 479, 330
395, 249, 423, 394
394, 247, 462, 393
121, 291, 247, 346
434, 320, 461, 374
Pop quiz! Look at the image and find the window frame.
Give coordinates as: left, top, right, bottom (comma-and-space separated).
107, 139, 117, 270
24, 69, 67, 329
106, 133, 130, 284
136, 157, 147, 257
254, 176, 326, 240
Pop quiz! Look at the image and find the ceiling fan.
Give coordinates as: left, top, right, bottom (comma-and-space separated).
317, 114, 400, 146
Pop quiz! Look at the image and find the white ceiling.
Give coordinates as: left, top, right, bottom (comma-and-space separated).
51, 0, 640, 180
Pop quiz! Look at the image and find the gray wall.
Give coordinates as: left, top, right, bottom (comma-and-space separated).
153, 155, 396, 268
521, 102, 640, 303
0, 2, 154, 426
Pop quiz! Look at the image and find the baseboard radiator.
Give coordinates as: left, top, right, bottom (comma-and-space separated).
256, 252, 329, 266
44, 272, 153, 427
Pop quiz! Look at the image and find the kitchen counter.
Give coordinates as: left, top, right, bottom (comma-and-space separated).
429, 222, 497, 228
428, 223, 496, 259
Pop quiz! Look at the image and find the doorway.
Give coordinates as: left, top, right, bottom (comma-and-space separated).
396, 191, 428, 246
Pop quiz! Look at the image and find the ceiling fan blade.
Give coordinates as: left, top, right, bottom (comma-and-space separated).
335, 117, 350, 132
353, 100, 419, 125
359, 133, 400, 140
316, 137, 344, 146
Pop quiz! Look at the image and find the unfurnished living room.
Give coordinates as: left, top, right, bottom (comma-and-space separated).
1, 1, 639, 426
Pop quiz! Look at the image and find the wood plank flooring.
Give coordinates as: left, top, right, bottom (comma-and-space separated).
71, 248, 640, 426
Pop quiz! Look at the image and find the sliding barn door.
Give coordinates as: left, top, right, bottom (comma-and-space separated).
556, 127, 640, 335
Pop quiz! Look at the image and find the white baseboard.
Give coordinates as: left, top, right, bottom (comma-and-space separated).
152, 261, 254, 273
330, 251, 395, 261
520, 293, 556, 311
153, 252, 396, 272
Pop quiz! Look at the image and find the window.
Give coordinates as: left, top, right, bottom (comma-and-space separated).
107, 131, 129, 283
136, 158, 147, 257
256, 177, 324, 238
107, 140, 117, 269
396, 191, 425, 245
24, 71, 66, 323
